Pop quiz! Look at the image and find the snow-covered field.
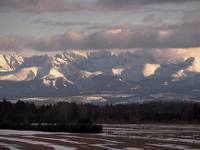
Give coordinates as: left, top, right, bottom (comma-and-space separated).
0, 124, 200, 150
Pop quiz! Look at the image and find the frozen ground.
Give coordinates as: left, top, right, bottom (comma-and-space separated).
0, 124, 200, 150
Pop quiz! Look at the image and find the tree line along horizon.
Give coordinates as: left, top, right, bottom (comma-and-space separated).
0, 98, 200, 125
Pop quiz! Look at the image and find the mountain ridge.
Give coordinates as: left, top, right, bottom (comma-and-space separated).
0, 50, 200, 97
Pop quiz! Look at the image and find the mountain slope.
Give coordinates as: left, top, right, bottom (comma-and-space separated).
0, 53, 24, 72
0, 67, 38, 81
0, 51, 200, 97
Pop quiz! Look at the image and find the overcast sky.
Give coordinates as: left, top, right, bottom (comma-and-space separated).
0, 0, 200, 55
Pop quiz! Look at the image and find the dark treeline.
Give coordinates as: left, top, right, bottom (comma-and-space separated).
0, 99, 200, 126
0, 99, 103, 133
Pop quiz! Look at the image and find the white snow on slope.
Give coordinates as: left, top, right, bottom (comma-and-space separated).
0, 136, 76, 150
172, 57, 200, 81
78, 70, 102, 79
0, 67, 39, 81
0, 53, 23, 72
143, 63, 160, 77
43, 68, 65, 79
112, 68, 124, 76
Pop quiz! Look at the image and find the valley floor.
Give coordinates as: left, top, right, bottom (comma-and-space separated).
0, 124, 200, 150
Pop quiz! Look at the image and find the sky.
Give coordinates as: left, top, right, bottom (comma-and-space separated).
0, 0, 200, 55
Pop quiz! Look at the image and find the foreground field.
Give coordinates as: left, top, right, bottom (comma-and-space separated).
0, 124, 199, 150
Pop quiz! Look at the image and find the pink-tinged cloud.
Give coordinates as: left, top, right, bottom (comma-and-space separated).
0, 20, 199, 51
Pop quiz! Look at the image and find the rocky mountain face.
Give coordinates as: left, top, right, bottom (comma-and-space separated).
0, 50, 200, 97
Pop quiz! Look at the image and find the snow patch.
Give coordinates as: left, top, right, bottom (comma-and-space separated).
0, 136, 76, 150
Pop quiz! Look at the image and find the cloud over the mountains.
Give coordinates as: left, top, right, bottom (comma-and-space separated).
151, 48, 200, 63
0, 20, 199, 51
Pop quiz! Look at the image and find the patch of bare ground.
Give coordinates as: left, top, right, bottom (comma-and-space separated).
0, 146, 9, 150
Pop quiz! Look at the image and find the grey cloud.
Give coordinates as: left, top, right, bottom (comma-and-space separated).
142, 14, 164, 23
97, 0, 198, 6
0, 36, 35, 51
0, 20, 200, 51
96, 0, 199, 10
31, 19, 90, 27
0, 0, 199, 13
0, 0, 94, 13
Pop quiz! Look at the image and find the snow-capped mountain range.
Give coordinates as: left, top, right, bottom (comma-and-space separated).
0, 50, 200, 97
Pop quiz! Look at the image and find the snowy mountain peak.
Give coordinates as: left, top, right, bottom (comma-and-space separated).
0, 53, 24, 72
186, 57, 200, 72
41, 68, 73, 88
53, 50, 89, 68
170, 57, 200, 82
43, 68, 65, 79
